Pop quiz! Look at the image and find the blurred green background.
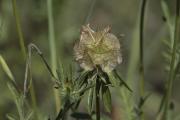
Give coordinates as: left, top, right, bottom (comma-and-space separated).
0, 0, 180, 119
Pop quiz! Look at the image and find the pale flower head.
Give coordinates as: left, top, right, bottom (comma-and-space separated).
74, 24, 122, 73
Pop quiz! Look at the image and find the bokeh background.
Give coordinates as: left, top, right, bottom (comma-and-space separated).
0, 0, 179, 119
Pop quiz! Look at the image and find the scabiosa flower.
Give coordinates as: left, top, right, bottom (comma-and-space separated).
74, 24, 122, 73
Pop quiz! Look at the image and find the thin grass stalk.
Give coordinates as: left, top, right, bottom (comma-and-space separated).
139, 0, 147, 119
11, 0, 38, 119
163, 0, 180, 119
11, 0, 26, 59
47, 0, 61, 113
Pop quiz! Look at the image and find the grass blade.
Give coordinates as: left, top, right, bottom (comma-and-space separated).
0, 55, 15, 82
11, 0, 26, 59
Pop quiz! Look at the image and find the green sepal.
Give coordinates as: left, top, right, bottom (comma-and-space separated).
101, 83, 112, 113
88, 88, 95, 113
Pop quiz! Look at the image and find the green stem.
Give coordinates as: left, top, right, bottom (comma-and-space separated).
47, 0, 61, 113
163, 0, 180, 119
11, 0, 38, 119
12, 0, 26, 59
95, 76, 100, 120
139, 0, 147, 119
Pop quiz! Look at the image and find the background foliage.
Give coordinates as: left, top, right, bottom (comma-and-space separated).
0, 0, 179, 119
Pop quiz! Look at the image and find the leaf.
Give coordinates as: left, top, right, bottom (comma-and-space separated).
28, 43, 58, 80
78, 84, 95, 95
55, 102, 75, 120
72, 99, 81, 110
138, 93, 151, 109
25, 111, 33, 120
112, 70, 132, 92
101, 84, 112, 113
71, 112, 92, 119
7, 83, 19, 100
6, 114, 17, 120
161, 0, 174, 33
156, 93, 166, 118
108, 72, 117, 86
99, 70, 110, 83
77, 70, 91, 87
7, 83, 24, 119
175, 60, 180, 78
162, 39, 172, 50
88, 88, 94, 113
56, 69, 62, 85
0, 55, 15, 82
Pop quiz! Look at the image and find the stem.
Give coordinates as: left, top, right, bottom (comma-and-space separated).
95, 76, 100, 120
11, 0, 38, 119
11, 0, 26, 59
163, 0, 180, 119
139, 0, 147, 119
47, 0, 61, 113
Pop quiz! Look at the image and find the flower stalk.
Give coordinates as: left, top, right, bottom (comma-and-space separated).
95, 75, 101, 120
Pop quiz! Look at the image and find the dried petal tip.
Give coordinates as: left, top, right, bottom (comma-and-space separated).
74, 24, 122, 73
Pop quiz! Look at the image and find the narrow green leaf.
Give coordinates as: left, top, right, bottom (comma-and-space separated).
58, 60, 65, 82
162, 39, 172, 50
113, 70, 132, 92
28, 43, 58, 80
88, 88, 94, 113
161, 0, 174, 34
138, 93, 151, 109
25, 111, 33, 120
158, 93, 166, 114
7, 83, 19, 100
0, 55, 15, 82
73, 99, 81, 110
71, 112, 91, 119
102, 84, 112, 113
7, 83, 24, 120
108, 72, 117, 86
56, 69, 61, 81
77, 70, 91, 87
6, 114, 17, 120
79, 84, 95, 95
55, 102, 75, 120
